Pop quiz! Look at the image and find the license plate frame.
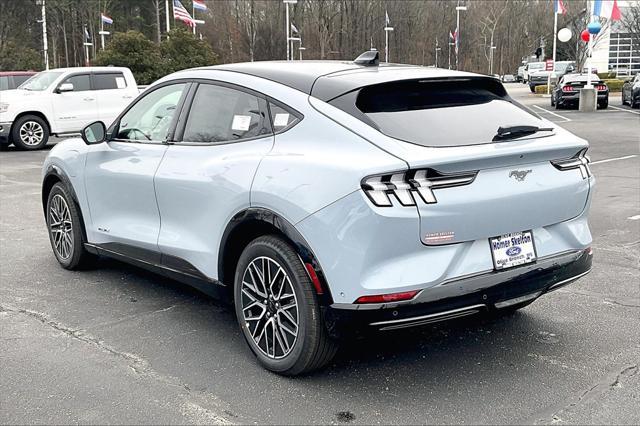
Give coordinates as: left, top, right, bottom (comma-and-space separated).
489, 231, 537, 271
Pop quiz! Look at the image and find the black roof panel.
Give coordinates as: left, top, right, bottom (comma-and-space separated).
203, 60, 481, 101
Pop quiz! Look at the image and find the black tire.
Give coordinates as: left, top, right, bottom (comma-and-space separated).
46, 182, 94, 270
550, 95, 555, 106
622, 92, 627, 106
11, 114, 50, 150
234, 235, 338, 375
598, 100, 608, 109
529, 85, 536, 93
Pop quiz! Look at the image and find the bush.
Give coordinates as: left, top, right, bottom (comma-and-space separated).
603, 79, 624, 92
160, 28, 219, 74
535, 85, 550, 94
0, 41, 43, 71
94, 31, 164, 85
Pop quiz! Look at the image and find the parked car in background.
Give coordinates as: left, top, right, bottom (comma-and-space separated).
42, 53, 594, 375
621, 73, 639, 108
551, 73, 609, 109
523, 61, 544, 83
502, 74, 516, 83
516, 65, 525, 82
0, 71, 37, 91
0, 67, 138, 150
528, 61, 575, 92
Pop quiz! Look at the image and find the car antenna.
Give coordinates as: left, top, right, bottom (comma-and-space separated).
354, 50, 380, 66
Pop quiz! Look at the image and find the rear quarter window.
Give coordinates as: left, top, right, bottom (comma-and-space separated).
349, 78, 543, 147
93, 73, 126, 90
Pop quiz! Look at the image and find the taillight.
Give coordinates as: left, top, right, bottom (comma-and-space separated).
562, 85, 575, 92
596, 84, 607, 91
354, 290, 420, 304
551, 148, 591, 179
361, 168, 477, 207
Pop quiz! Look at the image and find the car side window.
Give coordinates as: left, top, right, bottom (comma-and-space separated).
0, 76, 8, 90
182, 84, 270, 143
13, 75, 31, 87
269, 102, 301, 133
62, 74, 91, 92
116, 83, 186, 142
93, 73, 126, 90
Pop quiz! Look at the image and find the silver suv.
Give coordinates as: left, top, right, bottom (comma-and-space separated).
42, 53, 594, 375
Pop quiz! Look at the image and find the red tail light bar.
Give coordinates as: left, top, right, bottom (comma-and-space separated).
562, 85, 575, 92
596, 84, 607, 91
355, 290, 420, 304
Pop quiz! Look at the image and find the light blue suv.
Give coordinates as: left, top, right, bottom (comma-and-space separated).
42, 52, 594, 375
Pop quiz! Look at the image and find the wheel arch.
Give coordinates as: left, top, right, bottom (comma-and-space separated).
42, 165, 89, 242
218, 208, 334, 305
11, 111, 52, 140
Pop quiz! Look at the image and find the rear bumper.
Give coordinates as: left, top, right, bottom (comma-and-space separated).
559, 92, 608, 103
325, 247, 592, 333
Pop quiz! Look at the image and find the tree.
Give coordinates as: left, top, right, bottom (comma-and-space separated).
94, 30, 163, 84
0, 41, 43, 71
160, 28, 219, 74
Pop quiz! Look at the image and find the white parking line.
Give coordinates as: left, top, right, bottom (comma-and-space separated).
627, 215, 640, 221
608, 105, 640, 115
590, 154, 638, 165
532, 105, 571, 122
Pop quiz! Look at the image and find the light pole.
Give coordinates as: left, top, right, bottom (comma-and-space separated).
283, 0, 297, 60
455, 4, 467, 70
36, 0, 49, 70
448, 42, 453, 69
489, 45, 497, 75
435, 38, 441, 67
299, 46, 306, 60
384, 26, 394, 63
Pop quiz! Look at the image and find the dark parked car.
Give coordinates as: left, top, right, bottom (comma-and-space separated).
551, 73, 609, 109
621, 73, 639, 108
0, 71, 37, 91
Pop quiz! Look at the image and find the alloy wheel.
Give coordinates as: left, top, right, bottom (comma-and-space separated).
19, 121, 44, 146
240, 256, 299, 359
49, 194, 73, 260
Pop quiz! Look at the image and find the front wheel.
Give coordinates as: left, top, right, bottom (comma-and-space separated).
11, 115, 50, 150
234, 235, 337, 375
46, 183, 94, 269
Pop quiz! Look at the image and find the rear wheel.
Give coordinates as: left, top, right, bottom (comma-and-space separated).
234, 235, 337, 375
529, 85, 536, 93
598, 100, 608, 109
622, 91, 628, 105
11, 115, 49, 150
46, 183, 94, 269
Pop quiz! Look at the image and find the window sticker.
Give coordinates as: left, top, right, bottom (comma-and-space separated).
115, 77, 126, 88
273, 113, 290, 127
231, 115, 252, 132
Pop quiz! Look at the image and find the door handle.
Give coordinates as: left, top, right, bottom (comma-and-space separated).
83, 97, 95, 101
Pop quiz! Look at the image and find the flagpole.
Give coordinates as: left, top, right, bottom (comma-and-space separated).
100, 17, 105, 50
192, 2, 196, 35
165, 0, 171, 33
385, 29, 389, 63
547, 10, 558, 95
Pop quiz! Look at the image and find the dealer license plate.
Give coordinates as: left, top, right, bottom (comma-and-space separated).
489, 231, 537, 270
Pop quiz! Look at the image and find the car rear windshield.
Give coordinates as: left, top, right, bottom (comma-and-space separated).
354, 78, 543, 147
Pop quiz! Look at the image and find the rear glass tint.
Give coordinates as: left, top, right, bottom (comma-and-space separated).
355, 79, 543, 147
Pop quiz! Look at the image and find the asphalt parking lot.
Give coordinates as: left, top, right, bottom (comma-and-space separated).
1, 84, 638, 425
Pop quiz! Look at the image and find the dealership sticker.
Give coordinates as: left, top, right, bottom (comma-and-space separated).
424, 231, 455, 244
231, 115, 251, 131
273, 113, 290, 127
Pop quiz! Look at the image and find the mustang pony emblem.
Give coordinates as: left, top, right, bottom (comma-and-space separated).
509, 169, 533, 181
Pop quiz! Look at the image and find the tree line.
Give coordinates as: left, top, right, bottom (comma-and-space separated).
1, 0, 638, 81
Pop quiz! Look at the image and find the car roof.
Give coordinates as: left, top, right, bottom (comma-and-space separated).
563, 73, 602, 82
196, 60, 480, 101
0, 71, 37, 76
46, 66, 130, 73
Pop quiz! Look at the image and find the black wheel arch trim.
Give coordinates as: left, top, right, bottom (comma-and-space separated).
219, 207, 334, 304
42, 165, 80, 215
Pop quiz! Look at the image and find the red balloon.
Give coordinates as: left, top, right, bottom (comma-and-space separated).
581, 29, 590, 42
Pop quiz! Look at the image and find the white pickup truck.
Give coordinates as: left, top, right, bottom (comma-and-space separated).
0, 67, 139, 150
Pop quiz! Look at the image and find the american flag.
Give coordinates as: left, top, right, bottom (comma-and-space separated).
173, 0, 194, 27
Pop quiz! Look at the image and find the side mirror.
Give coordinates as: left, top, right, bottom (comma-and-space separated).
81, 121, 106, 145
57, 83, 74, 93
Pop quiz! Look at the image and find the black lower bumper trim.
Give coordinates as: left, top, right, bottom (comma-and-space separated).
324, 248, 592, 336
